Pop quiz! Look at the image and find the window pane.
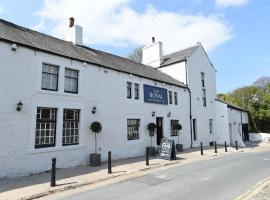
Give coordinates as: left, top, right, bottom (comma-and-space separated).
35, 108, 57, 148
63, 109, 80, 146
127, 119, 140, 140
65, 69, 78, 93
41, 64, 58, 91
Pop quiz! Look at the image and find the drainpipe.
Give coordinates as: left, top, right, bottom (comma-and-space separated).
187, 87, 193, 148
185, 59, 193, 148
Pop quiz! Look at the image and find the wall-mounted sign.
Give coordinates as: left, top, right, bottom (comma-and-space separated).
143, 84, 168, 105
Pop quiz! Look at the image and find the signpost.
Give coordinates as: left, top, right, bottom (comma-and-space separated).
143, 84, 168, 105
159, 138, 176, 160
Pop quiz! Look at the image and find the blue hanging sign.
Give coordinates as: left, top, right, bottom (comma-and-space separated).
143, 84, 168, 105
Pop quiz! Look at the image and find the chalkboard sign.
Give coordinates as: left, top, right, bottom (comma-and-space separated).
159, 138, 176, 160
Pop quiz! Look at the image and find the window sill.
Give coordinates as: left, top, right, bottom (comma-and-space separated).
29, 144, 85, 154
37, 90, 83, 98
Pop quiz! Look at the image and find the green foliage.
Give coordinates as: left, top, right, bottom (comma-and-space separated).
174, 123, 182, 131
90, 121, 102, 134
147, 123, 156, 131
218, 81, 270, 133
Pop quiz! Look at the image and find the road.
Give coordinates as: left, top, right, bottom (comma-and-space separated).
55, 151, 270, 200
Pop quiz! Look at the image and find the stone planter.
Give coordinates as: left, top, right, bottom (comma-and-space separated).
176, 144, 183, 152
90, 153, 101, 167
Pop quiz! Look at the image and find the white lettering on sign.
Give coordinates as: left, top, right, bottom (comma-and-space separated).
149, 89, 163, 99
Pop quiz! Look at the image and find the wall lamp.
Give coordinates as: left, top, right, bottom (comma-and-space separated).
152, 111, 156, 117
167, 112, 171, 117
16, 100, 23, 111
92, 106, 97, 114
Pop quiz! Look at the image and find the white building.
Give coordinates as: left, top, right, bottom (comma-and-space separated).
0, 18, 248, 178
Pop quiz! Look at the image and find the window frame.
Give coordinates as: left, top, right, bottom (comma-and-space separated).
170, 120, 179, 136
127, 119, 140, 140
202, 89, 207, 107
169, 91, 173, 104
41, 63, 59, 91
174, 92, 178, 105
134, 83, 140, 100
209, 119, 213, 134
127, 82, 132, 99
62, 109, 80, 146
35, 107, 57, 149
64, 68, 79, 94
201, 72, 205, 88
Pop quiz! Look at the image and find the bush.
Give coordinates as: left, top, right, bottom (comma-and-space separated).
147, 123, 156, 131
90, 121, 102, 134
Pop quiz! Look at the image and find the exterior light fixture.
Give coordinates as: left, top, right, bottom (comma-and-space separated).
16, 100, 23, 111
92, 106, 97, 114
152, 111, 156, 117
167, 112, 171, 117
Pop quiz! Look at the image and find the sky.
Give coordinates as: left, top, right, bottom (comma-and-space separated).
0, 0, 269, 93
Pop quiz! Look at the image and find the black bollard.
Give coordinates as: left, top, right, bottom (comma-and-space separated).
214, 141, 217, 153
108, 151, 112, 174
146, 147, 149, 166
50, 157, 56, 187
235, 141, 238, 150
200, 142, 203, 155
225, 141, 227, 152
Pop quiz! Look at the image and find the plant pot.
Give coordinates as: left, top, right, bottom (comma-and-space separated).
147, 146, 156, 156
176, 144, 183, 152
90, 153, 101, 167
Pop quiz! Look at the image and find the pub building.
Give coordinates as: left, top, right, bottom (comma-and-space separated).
0, 18, 248, 177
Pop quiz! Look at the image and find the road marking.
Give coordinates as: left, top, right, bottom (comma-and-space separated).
264, 158, 269, 161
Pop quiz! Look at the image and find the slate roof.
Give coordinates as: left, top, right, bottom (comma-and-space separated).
216, 99, 248, 112
159, 45, 199, 67
0, 19, 186, 88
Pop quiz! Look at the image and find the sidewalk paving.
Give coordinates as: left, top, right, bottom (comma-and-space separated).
0, 142, 269, 200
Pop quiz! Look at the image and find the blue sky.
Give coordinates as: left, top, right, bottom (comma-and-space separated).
0, 0, 269, 93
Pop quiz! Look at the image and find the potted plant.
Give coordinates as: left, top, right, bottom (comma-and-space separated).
174, 123, 183, 152
147, 122, 157, 156
90, 121, 102, 166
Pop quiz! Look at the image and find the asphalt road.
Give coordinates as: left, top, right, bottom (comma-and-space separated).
57, 151, 270, 200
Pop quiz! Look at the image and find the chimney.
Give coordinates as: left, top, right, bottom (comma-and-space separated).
65, 17, 83, 46
142, 37, 163, 68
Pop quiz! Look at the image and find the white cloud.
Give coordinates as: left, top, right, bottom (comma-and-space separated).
35, 0, 233, 54
215, 0, 248, 8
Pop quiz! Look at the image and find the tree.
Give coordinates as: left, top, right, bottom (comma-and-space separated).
90, 121, 102, 154
127, 46, 143, 63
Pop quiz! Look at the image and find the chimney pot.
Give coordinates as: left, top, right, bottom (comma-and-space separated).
152, 37, 155, 43
69, 17, 75, 28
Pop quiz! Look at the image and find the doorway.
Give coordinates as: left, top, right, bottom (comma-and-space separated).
156, 117, 163, 146
242, 124, 249, 141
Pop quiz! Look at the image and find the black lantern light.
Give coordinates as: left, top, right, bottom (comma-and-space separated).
167, 112, 171, 117
16, 100, 23, 111
152, 111, 155, 117
92, 106, 97, 114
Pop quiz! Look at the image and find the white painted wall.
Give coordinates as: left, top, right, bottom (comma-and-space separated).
186, 46, 217, 147
159, 62, 187, 85
249, 133, 270, 142
142, 42, 163, 68
215, 100, 230, 145
0, 41, 191, 177
227, 108, 247, 147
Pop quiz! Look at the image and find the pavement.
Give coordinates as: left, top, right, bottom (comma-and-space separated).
0, 142, 269, 200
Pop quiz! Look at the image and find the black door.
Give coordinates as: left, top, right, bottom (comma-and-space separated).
156, 117, 163, 145
242, 124, 249, 141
